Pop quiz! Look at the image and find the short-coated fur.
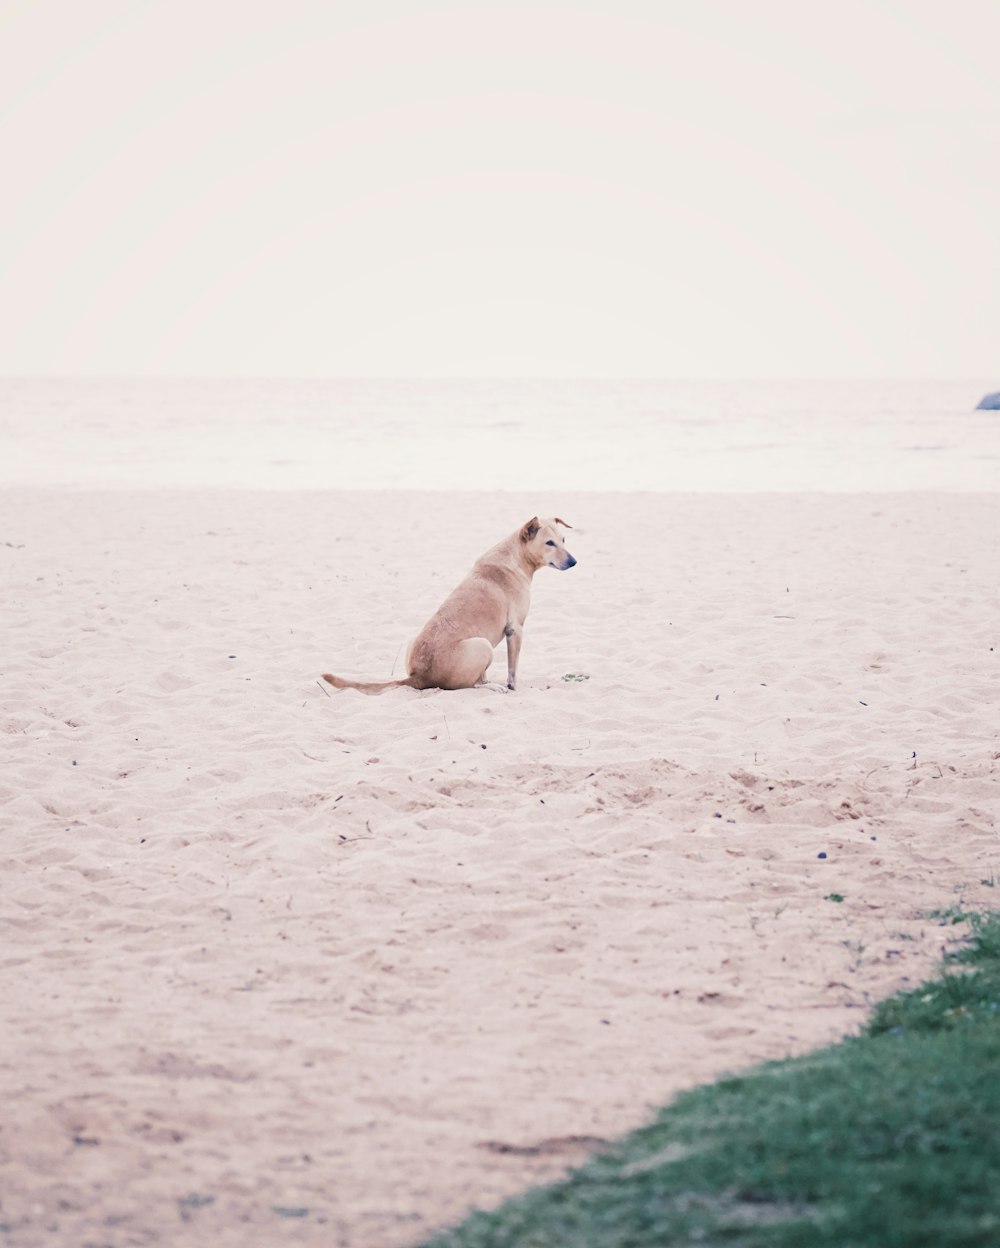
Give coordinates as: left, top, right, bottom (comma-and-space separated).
322, 516, 575, 694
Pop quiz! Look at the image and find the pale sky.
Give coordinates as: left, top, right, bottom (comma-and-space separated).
1, 0, 997, 378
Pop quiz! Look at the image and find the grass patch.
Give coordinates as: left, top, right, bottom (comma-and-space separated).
422, 913, 1000, 1248
927, 904, 975, 926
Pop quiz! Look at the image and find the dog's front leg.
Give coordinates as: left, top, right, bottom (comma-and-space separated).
504, 623, 522, 691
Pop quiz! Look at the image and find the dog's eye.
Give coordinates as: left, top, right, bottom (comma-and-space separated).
545, 540, 556, 546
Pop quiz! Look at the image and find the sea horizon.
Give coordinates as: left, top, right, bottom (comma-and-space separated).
2, 376, 997, 494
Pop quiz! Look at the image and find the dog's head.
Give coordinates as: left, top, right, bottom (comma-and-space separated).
520, 516, 576, 571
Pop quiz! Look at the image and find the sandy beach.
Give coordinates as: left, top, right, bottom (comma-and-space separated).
2, 486, 998, 1247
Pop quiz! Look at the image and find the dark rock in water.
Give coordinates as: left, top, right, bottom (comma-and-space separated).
976, 391, 1000, 410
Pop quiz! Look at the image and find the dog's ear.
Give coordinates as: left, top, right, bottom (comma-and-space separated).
520, 517, 541, 542
554, 517, 573, 529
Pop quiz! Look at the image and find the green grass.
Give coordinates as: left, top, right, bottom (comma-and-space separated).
422, 913, 1000, 1248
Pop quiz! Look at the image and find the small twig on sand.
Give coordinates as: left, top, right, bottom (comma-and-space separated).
316, 679, 332, 698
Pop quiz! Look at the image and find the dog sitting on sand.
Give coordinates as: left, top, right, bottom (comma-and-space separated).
322, 516, 576, 694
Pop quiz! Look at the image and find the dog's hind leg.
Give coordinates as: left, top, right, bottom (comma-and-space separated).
438, 636, 495, 690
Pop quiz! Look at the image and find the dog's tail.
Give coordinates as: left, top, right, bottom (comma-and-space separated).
321, 672, 417, 695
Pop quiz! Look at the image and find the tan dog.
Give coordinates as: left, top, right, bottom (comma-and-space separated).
322, 516, 576, 694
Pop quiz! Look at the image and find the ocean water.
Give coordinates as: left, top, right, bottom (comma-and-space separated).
1, 378, 997, 492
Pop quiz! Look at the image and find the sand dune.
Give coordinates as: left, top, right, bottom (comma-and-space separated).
1, 489, 997, 1246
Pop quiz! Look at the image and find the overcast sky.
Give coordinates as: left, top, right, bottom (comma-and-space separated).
1, 0, 997, 378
